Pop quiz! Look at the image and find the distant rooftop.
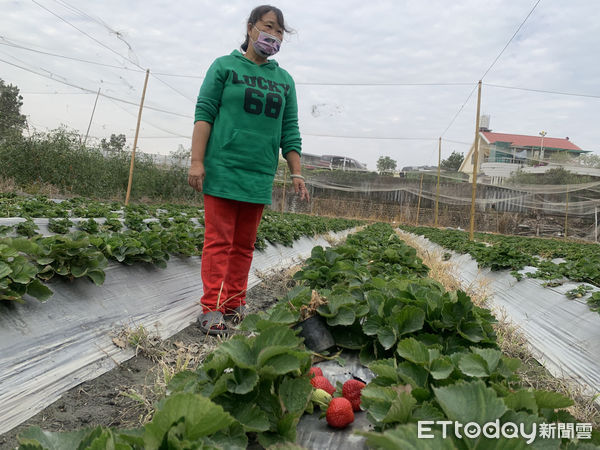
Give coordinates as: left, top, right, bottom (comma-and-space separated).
481, 131, 583, 152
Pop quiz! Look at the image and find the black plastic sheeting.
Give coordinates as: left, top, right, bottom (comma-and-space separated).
297, 354, 375, 449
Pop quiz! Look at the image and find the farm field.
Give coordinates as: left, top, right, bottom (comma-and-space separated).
2, 221, 599, 448
0, 194, 361, 304
0, 269, 290, 449
3, 1, 600, 447
401, 225, 600, 314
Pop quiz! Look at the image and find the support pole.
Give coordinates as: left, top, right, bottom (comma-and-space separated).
595, 206, 598, 243
435, 137, 441, 227
281, 165, 287, 213
469, 81, 482, 241
125, 69, 150, 206
416, 173, 424, 226
564, 187, 569, 239
83, 87, 101, 146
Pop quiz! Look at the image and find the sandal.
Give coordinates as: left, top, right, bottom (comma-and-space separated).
223, 305, 247, 324
198, 311, 228, 335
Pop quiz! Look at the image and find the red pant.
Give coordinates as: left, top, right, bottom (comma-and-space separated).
200, 194, 264, 313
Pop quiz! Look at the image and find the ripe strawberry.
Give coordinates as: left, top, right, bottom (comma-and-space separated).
326, 397, 354, 429
308, 367, 323, 378
310, 375, 335, 395
342, 379, 366, 412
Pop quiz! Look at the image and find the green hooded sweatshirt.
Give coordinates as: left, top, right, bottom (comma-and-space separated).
194, 50, 302, 204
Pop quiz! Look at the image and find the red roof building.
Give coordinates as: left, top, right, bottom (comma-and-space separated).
480, 132, 583, 152
459, 129, 589, 184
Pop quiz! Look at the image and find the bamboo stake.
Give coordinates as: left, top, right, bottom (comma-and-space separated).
281, 165, 287, 213
416, 173, 424, 226
83, 87, 100, 146
125, 69, 150, 206
469, 81, 482, 241
564, 187, 569, 239
434, 137, 441, 227
595, 205, 598, 243
496, 208, 499, 234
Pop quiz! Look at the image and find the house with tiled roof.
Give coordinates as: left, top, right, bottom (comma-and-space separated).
459, 122, 591, 184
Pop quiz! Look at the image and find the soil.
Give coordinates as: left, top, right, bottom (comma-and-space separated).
0, 268, 297, 450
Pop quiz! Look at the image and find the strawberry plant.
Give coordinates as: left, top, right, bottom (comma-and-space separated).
167, 324, 313, 447
100, 218, 123, 232
565, 284, 593, 299
0, 225, 13, 236
48, 218, 73, 234
124, 212, 148, 232
15, 219, 39, 238
91, 231, 169, 268
588, 291, 600, 312
77, 218, 99, 234
0, 240, 52, 302
255, 212, 361, 251
16, 196, 68, 218
403, 225, 600, 314
158, 224, 204, 257
33, 232, 107, 285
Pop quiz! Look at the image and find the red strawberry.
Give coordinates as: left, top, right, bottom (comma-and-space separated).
326, 397, 354, 429
310, 375, 335, 395
342, 379, 366, 412
308, 367, 323, 378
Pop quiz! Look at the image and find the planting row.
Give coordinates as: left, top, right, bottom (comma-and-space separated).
17, 223, 598, 448
401, 225, 600, 313
0, 211, 361, 303
0, 193, 203, 220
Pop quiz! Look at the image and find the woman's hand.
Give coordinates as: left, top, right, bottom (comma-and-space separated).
292, 176, 310, 202
188, 163, 206, 192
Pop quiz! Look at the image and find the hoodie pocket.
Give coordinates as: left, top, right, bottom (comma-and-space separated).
221, 128, 278, 175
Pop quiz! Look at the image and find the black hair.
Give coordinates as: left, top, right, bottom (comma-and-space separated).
241, 5, 291, 52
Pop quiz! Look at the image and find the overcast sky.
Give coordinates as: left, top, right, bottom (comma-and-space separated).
1, 0, 599, 170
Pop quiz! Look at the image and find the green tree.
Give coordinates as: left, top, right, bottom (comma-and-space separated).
508, 167, 591, 185
170, 144, 191, 164
100, 133, 127, 152
441, 151, 464, 171
376, 155, 397, 175
0, 78, 27, 139
579, 153, 600, 168
548, 151, 577, 165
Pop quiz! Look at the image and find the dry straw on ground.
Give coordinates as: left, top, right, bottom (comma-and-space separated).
112, 324, 220, 426
397, 229, 600, 427
0, 176, 62, 197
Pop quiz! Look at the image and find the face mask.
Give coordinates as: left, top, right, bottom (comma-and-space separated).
250, 26, 281, 57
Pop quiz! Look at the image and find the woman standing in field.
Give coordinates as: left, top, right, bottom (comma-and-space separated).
188, 5, 309, 335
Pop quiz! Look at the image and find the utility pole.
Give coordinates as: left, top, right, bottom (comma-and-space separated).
469, 81, 482, 241
125, 69, 150, 206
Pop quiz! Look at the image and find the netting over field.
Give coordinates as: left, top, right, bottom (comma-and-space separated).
273, 165, 600, 242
